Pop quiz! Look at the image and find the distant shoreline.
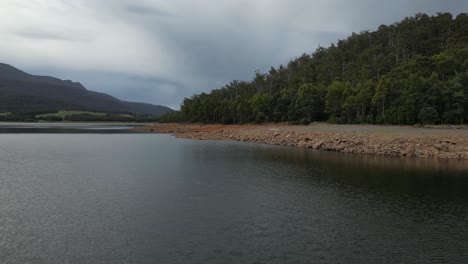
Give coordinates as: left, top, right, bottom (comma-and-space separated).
135, 123, 468, 160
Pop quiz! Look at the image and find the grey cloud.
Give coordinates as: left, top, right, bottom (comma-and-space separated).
1, 0, 468, 108
13, 30, 75, 41
125, 4, 172, 16
319, 0, 468, 32
127, 74, 182, 86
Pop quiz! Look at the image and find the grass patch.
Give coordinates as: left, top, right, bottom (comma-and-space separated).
36, 111, 107, 118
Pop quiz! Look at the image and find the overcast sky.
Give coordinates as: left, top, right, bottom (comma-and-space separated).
0, 0, 466, 109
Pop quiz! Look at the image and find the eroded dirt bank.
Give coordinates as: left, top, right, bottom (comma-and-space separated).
134, 123, 468, 160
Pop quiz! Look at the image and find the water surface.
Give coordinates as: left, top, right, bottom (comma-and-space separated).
0, 125, 467, 263
0, 122, 142, 133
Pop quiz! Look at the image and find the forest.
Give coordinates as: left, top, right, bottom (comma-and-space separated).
160, 13, 468, 125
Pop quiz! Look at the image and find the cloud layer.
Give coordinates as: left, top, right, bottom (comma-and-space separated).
0, 0, 466, 109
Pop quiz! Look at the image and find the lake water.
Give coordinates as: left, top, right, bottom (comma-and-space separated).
1, 124, 468, 263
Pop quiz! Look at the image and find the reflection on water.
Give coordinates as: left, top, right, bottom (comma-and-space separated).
244, 143, 468, 202
0, 132, 467, 263
0, 122, 142, 133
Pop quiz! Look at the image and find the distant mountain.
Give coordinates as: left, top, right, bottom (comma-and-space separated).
0, 63, 173, 116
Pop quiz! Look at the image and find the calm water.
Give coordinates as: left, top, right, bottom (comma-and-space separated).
0, 125, 468, 263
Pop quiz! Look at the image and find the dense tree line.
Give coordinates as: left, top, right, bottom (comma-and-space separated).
161, 13, 468, 125
63, 114, 159, 122
0, 111, 52, 122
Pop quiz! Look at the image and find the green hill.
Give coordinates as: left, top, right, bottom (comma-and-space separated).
162, 13, 468, 125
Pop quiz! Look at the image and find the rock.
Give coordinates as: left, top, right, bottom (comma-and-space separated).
312, 141, 324, 149
438, 153, 459, 159
460, 152, 468, 160
443, 140, 456, 145
333, 144, 345, 151
404, 144, 416, 156
144, 123, 468, 160
434, 144, 446, 150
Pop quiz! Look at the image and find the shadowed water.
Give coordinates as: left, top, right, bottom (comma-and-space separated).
0, 125, 467, 263
0, 123, 142, 134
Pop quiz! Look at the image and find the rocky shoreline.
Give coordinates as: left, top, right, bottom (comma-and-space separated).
134, 123, 468, 160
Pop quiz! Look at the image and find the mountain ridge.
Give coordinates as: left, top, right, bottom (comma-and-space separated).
0, 63, 173, 116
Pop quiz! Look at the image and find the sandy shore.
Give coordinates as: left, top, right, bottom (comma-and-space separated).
134, 123, 468, 160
